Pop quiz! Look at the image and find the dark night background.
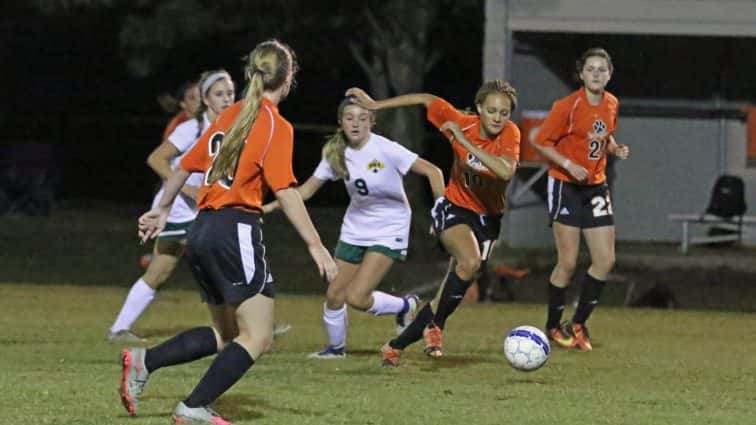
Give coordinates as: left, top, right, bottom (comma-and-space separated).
0, 1, 483, 208
2, 1, 756, 211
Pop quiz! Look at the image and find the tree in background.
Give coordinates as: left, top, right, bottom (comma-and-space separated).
19, 0, 481, 239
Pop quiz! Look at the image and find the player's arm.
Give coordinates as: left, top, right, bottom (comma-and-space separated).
275, 187, 338, 281
605, 135, 630, 160
146, 141, 180, 180
441, 121, 517, 181
147, 141, 201, 199
530, 102, 589, 182
346, 87, 437, 110
262, 175, 326, 214
410, 158, 445, 200
138, 166, 190, 242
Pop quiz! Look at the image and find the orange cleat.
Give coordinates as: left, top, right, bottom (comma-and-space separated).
422, 326, 444, 357
381, 343, 402, 368
547, 323, 577, 348
571, 322, 593, 352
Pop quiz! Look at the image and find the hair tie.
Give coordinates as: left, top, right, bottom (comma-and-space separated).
200, 71, 231, 97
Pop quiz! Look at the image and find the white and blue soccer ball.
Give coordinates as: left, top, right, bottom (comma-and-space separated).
503, 325, 550, 371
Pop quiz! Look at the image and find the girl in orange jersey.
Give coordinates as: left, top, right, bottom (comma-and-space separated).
159, 80, 201, 142
531, 48, 630, 352
108, 70, 235, 344
120, 40, 337, 425
347, 81, 520, 367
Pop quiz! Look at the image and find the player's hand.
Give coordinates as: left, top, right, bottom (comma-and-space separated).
261, 202, 278, 215
308, 243, 338, 282
345, 88, 378, 110
138, 208, 169, 244
565, 162, 589, 182
614, 143, 630, 160
440, 121, 463, 142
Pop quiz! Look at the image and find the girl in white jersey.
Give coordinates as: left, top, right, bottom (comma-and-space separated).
264, 97, 445, 358
107, 70, 235, 343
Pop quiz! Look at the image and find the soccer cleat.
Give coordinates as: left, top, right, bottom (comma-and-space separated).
395, 295, 420, 335
380, 343, 402, 368
119, 348, 150, 416
272, 323, 292, 337
422, 326, 444, 358
171, 401, 233, 425
570, 322, 593, 352
547, 324, 577, 348
306, 345, 346, 359
108, 329, 147, 344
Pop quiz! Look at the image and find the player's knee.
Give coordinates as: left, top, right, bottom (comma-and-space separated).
594, 254, 615, 275
211, 327, 230, 351
236, 330, 272, 358
325, 286, 346, 306
456, 256, 482, 280
217, 325, 238, 343
143, 267, 170, 288
345, 290, 371, 311
556, 258, 577, 277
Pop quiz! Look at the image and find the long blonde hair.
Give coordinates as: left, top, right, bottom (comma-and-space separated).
208, 40, 297, 184
322, 97, 375, 180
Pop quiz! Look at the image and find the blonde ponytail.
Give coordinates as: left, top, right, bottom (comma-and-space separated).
322, 129, 349, 180
208, 73, 263, 183
207, 39, 297, 184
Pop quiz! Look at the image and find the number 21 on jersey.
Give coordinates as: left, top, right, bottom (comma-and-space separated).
203, 131, 232, 189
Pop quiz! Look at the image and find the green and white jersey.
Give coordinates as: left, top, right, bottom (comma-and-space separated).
151, 114, 209, 223
314, 133, 418, 250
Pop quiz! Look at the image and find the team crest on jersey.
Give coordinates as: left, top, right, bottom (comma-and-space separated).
588, 119, 608, 140
466, 153, 488, 171
367, 159, 384, 173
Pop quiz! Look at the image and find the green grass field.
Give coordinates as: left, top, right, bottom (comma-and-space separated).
1, 283, 755, 425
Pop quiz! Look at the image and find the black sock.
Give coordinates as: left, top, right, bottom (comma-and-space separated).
389, 303, 433, 350
184, 341, 254, 408
145, 326, 217, 373
432, 269, 472, 330
572, 273, 606, 325
546, 283, 568, 330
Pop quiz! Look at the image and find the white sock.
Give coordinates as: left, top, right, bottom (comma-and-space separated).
323, 303, 347, 349
110, 278, 156, 333
367, 291, 405, 316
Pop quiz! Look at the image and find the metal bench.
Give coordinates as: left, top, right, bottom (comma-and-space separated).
667, 213, 756, 253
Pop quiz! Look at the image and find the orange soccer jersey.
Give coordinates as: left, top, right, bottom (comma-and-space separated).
180, 99, 297, 211
535, 88, 618, 185
426, 97, 520, 215
162, 110, 193, 142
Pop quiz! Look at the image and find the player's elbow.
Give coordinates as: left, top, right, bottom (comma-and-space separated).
420, 94, 439, 107
529, 137, 545, 149
146, 152, 162, 172
497, 168, 515, 182
428, 165, 444, 181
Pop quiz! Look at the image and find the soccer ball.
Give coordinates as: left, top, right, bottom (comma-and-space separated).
503, 325, 550, 371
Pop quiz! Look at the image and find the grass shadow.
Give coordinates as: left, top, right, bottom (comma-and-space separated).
343, 348, 378, 357
416, 354, 496, 371
140, 326, 194, 339
214, 393, 324, 420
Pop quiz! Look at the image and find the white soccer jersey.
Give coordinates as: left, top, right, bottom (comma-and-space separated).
313, 133, 419, 250
151, 114, 209, 223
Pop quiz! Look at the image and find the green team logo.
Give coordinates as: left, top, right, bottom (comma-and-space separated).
367, 159, 384, 173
